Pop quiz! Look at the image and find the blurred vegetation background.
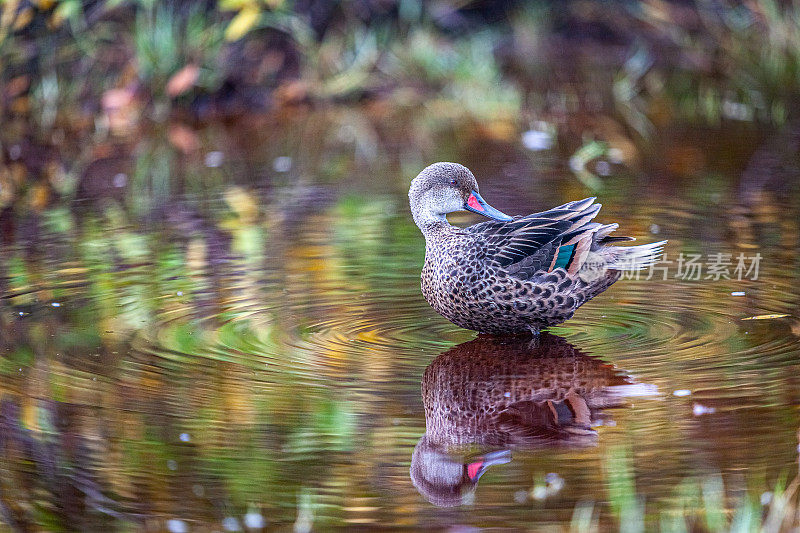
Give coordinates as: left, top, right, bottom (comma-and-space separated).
2, 0, 800, 222
3, 2, 800, 531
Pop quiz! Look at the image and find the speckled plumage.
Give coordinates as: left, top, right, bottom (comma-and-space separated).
420, 334, 633, 447
410, 334, 644, 507
409, 162, 665, 334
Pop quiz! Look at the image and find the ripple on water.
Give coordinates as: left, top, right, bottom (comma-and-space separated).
1, 190, 800, 530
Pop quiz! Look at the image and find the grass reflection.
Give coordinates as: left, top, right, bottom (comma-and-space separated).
0, 117, 799, 530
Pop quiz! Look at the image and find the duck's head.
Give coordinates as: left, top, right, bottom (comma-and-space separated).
410, 435, 511, 507
409, 162, 513, 230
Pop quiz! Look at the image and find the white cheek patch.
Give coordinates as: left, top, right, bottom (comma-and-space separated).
435, 189, 465, 215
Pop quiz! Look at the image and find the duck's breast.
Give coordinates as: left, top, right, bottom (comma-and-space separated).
421, 233, 492, 315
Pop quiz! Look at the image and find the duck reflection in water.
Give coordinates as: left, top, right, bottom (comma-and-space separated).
410, 333, 654, 507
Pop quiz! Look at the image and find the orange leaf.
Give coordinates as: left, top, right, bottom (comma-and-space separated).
168, 124, 200, 154
166, 64, 200, 97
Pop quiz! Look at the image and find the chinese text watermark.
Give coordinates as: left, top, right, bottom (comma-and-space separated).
620, 252, 762, 281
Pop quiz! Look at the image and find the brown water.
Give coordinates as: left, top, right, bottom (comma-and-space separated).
1, 113, 800, 531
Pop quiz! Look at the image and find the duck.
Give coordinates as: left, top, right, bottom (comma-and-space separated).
408, 162, 666, 335
410, 334, 650, 507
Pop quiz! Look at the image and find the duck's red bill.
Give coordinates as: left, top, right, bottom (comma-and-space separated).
466, 450, 512, 480
467, 461, 484, 480
463, 190, 513, 222
467, 193, 483, 212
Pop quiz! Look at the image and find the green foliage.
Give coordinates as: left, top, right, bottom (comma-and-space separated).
624, 0, 800, 127
594, 446, 800, 532
387, 28, 521, 120
605, 446, 645, 533
0, 346, 34, 375
133, 2, 225, 100
569, 140, 608, 191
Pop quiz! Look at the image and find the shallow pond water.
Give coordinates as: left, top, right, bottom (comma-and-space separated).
1, 116, 800, 531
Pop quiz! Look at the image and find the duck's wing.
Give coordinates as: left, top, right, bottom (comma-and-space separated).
465, 197, 623, 280
496, 396, 595, 444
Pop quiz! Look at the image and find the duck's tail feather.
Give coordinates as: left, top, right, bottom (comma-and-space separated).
607, 240, 667, 271
593, 223, 636, 244
601, 236, 637, 244
597, 224, 636, 244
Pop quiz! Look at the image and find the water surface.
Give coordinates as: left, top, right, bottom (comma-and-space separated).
1, 116, 799, 531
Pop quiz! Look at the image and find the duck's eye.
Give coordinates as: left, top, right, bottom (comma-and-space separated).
449, 178, 458, 185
